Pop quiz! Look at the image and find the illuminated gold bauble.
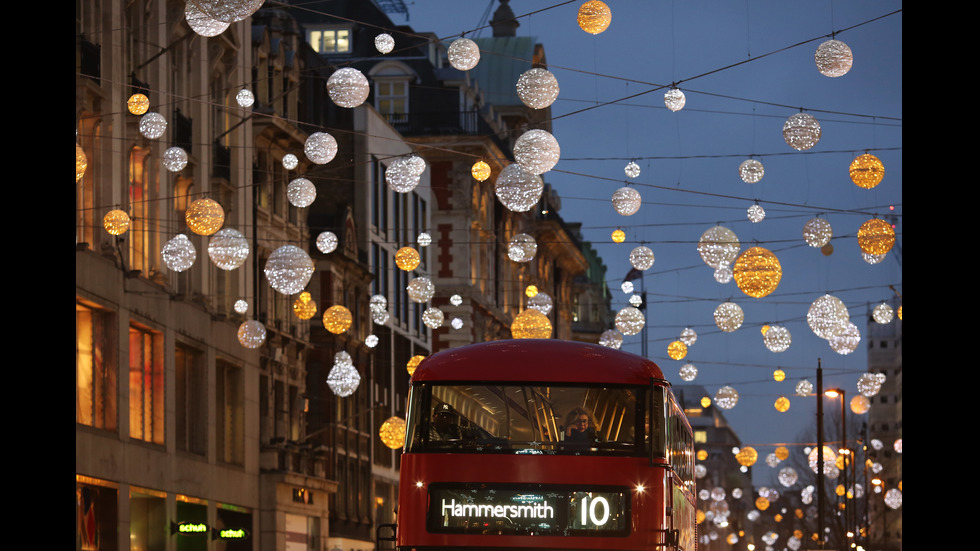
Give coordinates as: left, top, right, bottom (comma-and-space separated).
471, 160, 491, 181
773, 369, 785, 382
755, 497, 770, 511
406, 355, 426, 375
774, 514, 783, 523
727, 534, 738, 545
185, 198, 225, 236
775, 446, 789, 461
850, 394, 871, 414
835, 484, 846, 497
76, 143, 88, 182
103, 209, 131, 235
127, 93, 150, 115
379, 416, 406, 449
697, 449, 708, 461
897, 305, 902, 320
293, 291, 317, 320
733, 246, 782, 298
322, 305, 353, 334
667, 340, 688, 360
395, 246, 421, 271
512, 308, 552, 339
696, 510, 705, 524
775, 396, 791, 412
577, 0, 611, 34
700, 396, 711, 408
525, 285, 538, 298
849, 154, 884, 189
736, 446, 758, 467
611, 229, 625, 243
857, 218, 895, 255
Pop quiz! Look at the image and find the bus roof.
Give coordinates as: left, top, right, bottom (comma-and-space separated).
412, 339, 666, 385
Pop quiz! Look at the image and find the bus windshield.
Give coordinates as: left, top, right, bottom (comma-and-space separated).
406, 383, 653, 456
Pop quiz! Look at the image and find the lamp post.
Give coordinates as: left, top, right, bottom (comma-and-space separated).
824, 387, 848, 549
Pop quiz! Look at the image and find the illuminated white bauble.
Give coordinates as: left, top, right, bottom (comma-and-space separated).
527, 292, 552, 315
698, 226, 740, 269
625, 161, 641, 179
327, 351, 361, 397
621, 281, 634, 294
857, 373, 883, 397
516, 68, 560, 109
815, 39, 853, 77
599, 329, 623, 349
863, 251, 886, 264
873, 302, 894, 324
185, 1, 229, 36
370, 294, 387, 314
162, 234, 197, 272
629, 246, 655, 270
739, 159, 764, 183
264, 245, 314, 295
884, 488, 901, 510
450, 294, 462, 306
403, 154, 427, 176
236, 88, 254, 108
808, 446, 837, 475
680, 327, 697, 346
615, 306, 645, 336
327, 67, 370, 108
803, 217, 833, 247
208, 228, 250, 270
447, 38, 480, 71
162, 147, 188, 172
287, 178, 316, 207
406, 276, 435, 303
304, 132, 338, 165
139, 112, 167, 139
237, 320, 266, 348
417, 232, 432, 247
495, 163, 543, 212
828, 322, 861, 355
386, 157, 421, 193
375, 33, 394, 54
778, 467, 798, 488
762, 324, 792, 353
796, 379, 813, 397
714, 386, 739, 409
783, 113, 821, 151
422, 307, 444, 329
807, 294, 850, 340
664, 88, 686, 112
282, 154, 299, 170
747, 204, 766, 223
233, 299, 248, 314
508, 233, 537, 263
628, 294, 642, 307
714, 302, 744, 332
451, 318, 463, 330
316, 231, 338, 254
191, 0, 264, 23
714, 265, 733, 284
612, 186, 642, 216
513, 129, 560, 175
679, 363, 698, 381
365, 334, 379, 348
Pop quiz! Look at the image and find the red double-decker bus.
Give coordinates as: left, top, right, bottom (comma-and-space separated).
394, 339, 696, 551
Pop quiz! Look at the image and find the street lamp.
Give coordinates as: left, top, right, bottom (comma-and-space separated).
824, 387, 850, 548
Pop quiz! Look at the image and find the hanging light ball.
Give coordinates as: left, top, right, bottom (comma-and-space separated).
447, 37, 480, 71
778, 466, 798, 488
139, 112, 168, 139
850, 395, 870, 415
599, 329, 623, 349
103, 209, 131, 236
739, 159, 764, 183
577, 0, 612, 34
450, 294, 463, 306
700, 396, 711, 408
403, 154, 426, 176
516, 68, 560, 109
282, 154, 299, 170
417, 232, 432, 247
192, 0, 264, 23
615, 306, 645, 336
775, 395, 791, 412
234, 299, 249, 314
884, 488, 902, 510
611, 229, 626, 243
127, 93, 150, 115
857, 218, 896, 255
395, 246, 421, 271
808, 446, 837, 475
714, 265, 733, 284
316, 231, 338, 254
185, 0, 230, 36
679, 363, 698, 381
714, 386, 739, 410
327, 67, 370, 108
293, 291, 318, 320
379, 416, 405, 449
803, 217, 833, 248
185, 198, 225, 236
234, 88, 254, 108
375, 33, 395, 54
451, 317, 464, 330
807, 294, 850, 340
304, 132, 338, 165
162, 234, 197, 272
323, 305, 353, 334
873, 302, 894, 324
512, 308, 552, 339
629, 246, 655, 271
736, 446, 758, 467
621, 281, 634, 294
76, 143, 88, 182
327, 351, 360, 397
863, 251, 886, 264
162, 146, 189, 172
406, 276, 435, 303
611, 186, 642, 216
370, 294, 387, 315
264, 245, 315, 295
679, 328, 697, 346
527, 292, 553, 315
857, 373, 883, 397
385, 157, 421, 193
733, 246, 782, 298
664, 88, 686, 112
772, 368, 786, 381
763, 324, 792, 353
667, 341, 688, 360
815, 39, 853, 77
422, 307, 445, 329
495, 163, 543, 212
698, 226, 740, 269
747, 203, 766, 223
207, 228, 250, 270
849, 153, 885, 189
406, 355, 426, 376
372, 309, 389, 327
287, 178, 317, 208
783, 113, 821, 151
628, 294, 643, 307
714, 302, 744, 332
471, 160, 491, 181
625, 161, 641, 179
508, 233, 538, 263
796, 379, 813, 397
513, 129, 560, 175
828, 322, 861, 355
237, 320, 266, 348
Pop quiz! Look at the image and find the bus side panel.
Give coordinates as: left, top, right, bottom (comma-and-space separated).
397, 453, 673, 550
671, 474, 697, 551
